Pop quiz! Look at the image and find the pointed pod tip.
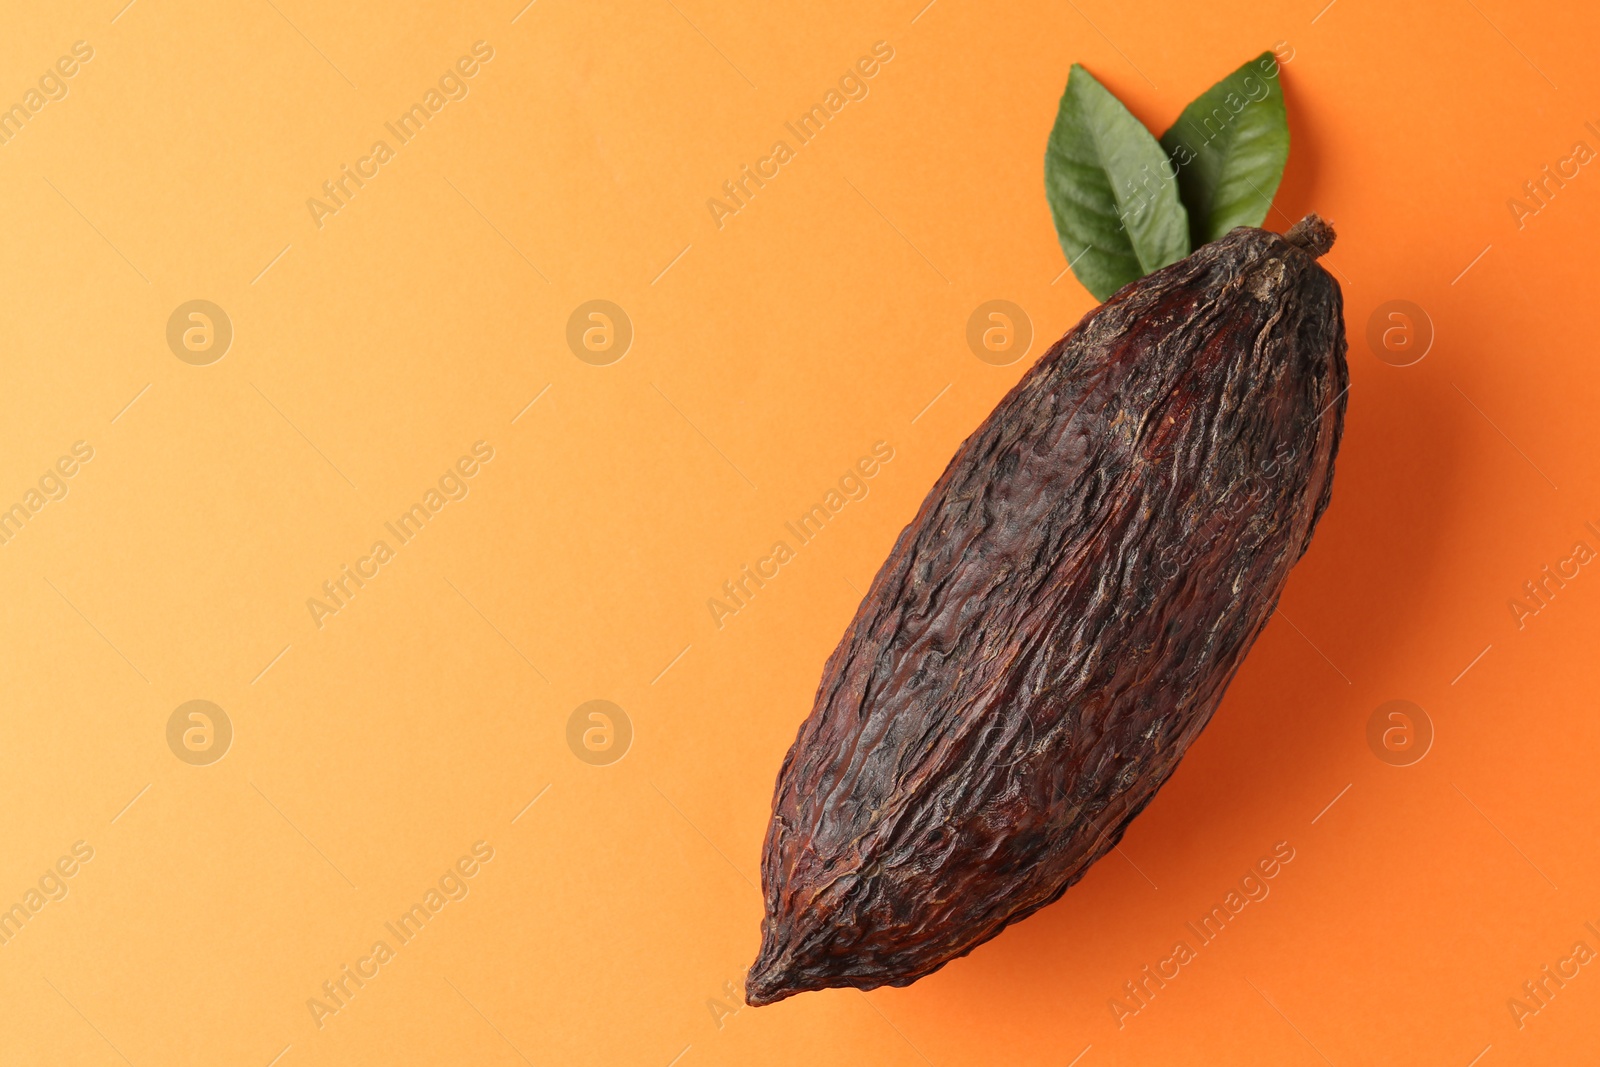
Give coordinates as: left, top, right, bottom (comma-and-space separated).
743, 961, 796, 1007
746, 922, 833, 1005
1284, 214, 1336, 259
745, 930, 798, 1006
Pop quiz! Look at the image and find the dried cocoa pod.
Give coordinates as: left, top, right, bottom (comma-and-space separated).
747, 216, 1348, 1005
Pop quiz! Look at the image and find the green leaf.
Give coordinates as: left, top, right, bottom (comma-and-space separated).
1045, 64, 1190, 302
1160, 51, 1290, 247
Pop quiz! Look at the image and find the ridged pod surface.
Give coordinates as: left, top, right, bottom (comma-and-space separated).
747, 216, 1348, 1005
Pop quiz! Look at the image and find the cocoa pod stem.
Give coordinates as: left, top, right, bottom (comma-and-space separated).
1285, 213, 1336, 258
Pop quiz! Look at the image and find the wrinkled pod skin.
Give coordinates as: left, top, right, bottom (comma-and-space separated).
747, 216, 1348, 1006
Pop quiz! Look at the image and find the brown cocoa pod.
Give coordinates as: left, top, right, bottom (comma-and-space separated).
746, 216, 1348, 1005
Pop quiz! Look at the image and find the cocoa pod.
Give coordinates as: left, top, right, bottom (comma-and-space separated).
747, 216, 1348, 1005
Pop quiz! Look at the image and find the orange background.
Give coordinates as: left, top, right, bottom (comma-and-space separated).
2, 0, 1598, 1064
